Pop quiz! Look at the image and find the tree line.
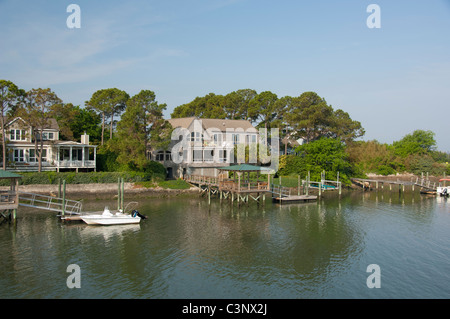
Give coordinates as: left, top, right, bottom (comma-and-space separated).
3, 79, 446, 182
172, 90, 365, 145
0, 80, 169, 173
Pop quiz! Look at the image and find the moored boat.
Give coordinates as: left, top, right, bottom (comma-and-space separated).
80, 207, 146, 225
437, 179, 450, 197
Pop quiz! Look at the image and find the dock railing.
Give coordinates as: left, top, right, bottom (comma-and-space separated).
18, 192, 82, 215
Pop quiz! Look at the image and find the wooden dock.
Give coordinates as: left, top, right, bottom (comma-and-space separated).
351, 175, 440, 194
273, 195, 318, 203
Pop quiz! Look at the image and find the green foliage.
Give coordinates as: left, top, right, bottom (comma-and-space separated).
115, 90, 170, 170
85, 88, 129, 145
278, 138, 354, 185
96, 143, 121, 172
393, 130, 436, 157
158, 179, 191, 189
405, 154, 447, 176
346, 140, 405, 174
286, 92, 364, 143
375, 165, 396, 176
142, 160, 166, 180
0, 171, 151, 186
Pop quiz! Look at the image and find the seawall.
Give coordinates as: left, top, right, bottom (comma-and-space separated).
3, 183, 200, 199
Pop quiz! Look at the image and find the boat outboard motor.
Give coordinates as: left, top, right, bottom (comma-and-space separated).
443, 188, 448, 197
132, 210, 147, 219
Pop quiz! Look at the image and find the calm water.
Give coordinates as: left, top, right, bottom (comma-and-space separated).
1, 191, 449, 299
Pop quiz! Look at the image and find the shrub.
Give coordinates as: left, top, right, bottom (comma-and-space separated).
158, 179, 191, 189
376, 165, 396, 176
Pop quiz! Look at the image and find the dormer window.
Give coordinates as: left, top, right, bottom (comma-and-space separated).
36, 131, 55, 141
42, 132, 54, 140
10, 129, 27, 141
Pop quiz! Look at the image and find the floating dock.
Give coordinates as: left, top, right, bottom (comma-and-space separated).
273, 195, 318, 203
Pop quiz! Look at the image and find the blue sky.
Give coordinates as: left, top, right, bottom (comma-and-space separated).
1, 0, 450, 151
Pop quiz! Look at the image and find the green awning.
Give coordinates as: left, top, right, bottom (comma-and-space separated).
218, 164, 273, 172
0, 170, 22, 179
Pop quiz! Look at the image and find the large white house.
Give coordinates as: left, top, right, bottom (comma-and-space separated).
149, 117, 259, 179
4, 117, 97, 172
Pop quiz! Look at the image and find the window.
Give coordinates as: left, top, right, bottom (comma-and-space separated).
29, 149, 47, 162
10, 129, 26, 141
219, 150, 227, 163
190, 132, 202, 142
193, 149, 203, 162
232, 134, 239, 145
246, 134, 257, 144
156, 151, 165, 161
204, 149, 214, 162
88, 148, 95, 161
13, 149, 24, 162
37, 132, 55, 141
59, 149, 70, 161
42, 132, 54, 140
165, 151, 172, 161
213, 133, 222, 144
72, 149, 83, 161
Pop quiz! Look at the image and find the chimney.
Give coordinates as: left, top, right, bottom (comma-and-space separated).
81, 132, 89, 145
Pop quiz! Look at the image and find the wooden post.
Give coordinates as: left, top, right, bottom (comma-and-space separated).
306, 171, 310, 196
121, 177, 124, 211
319, 182, 322, 197
208, 185, 211, 205
62, 180, 66, 216
118, 177, 121, 211
337, 172, 341, 195
298, 175, 300, 196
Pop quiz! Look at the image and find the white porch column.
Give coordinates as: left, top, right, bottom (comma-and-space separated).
56, 146, 60, 172
82, 146, 86, 167
69, 146, 73, 167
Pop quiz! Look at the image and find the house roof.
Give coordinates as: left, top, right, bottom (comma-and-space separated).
168, 117, 256, 132
0, 170, 22, 179
5, 117, 60, 131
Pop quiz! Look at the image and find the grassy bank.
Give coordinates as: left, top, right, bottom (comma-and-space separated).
0, 171, 192, 190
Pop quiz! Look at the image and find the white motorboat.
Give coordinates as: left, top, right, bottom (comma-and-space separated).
81, 207, 146, 225
437, 179, 450, 197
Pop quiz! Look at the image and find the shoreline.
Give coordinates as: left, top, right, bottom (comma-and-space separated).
2, 183, 200, 199
1, 173, 437, 200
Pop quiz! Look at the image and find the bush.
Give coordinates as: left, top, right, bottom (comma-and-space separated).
158, 179, 191, 189
376, 165, 396, 176
0, 171, 149, 186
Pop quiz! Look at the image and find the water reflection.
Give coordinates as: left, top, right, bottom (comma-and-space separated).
0, 192, 449, 298
79, 224, 141, 242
